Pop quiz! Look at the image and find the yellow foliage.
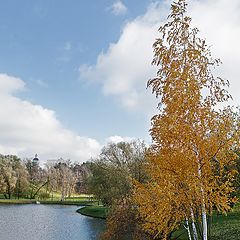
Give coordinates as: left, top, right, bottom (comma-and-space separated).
133, 0, 240, 238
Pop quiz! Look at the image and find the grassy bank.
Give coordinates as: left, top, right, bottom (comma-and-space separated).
171, 203, 240, 240
209, 205, 240, 240
76, 202, 240, 238
0, 199, 35, 204
77, 205, 108, 219
0, 194, 98, 206
40, 200, 98, 206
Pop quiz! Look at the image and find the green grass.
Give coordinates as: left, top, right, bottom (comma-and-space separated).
39, 199, 98, 206
210, 204, 240, 240
0, 199, 35, 204
77, 205, 108, 219
0, 200, 98, 207
171, 203, 240, 240
0, 193, 98, 206
0, 198, 98, 206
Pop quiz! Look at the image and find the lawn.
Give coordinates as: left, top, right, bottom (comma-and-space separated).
0, 193, 98, 206
76, 202, 240, 239
77, 205, 108, 219
210, 204, 240, 240
0, 199, 34, 204
171, 203, 240, 240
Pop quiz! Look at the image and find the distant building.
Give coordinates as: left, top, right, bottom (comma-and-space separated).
32, 154, 39, 166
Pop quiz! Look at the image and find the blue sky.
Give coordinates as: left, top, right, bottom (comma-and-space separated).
0, 0, 153, 140
0, 0, 239, 162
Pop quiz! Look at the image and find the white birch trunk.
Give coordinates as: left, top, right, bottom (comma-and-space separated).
190, 208, 198, 240
194, 146, 208, 240
201, 198, 208, 240
198, 162, 208, 240
185, 217, 192, 240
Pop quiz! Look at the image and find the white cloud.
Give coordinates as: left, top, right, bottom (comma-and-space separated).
0, 74, 102, 163
80, 2, 168, 114
188, 0, 240, 106
110, 0, 128, 16
80, 0, 240, 115
0, 74, 25, 94
106, 135, 134, 144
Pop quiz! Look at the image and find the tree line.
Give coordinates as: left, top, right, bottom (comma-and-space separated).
0, 155, 91, 200
0, 139, 147, 203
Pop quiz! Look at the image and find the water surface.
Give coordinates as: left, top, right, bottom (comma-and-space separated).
0, 204, 105, 240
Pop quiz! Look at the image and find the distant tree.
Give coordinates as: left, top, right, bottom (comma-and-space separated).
0, 155, 18, 199
53, 160, 77, 201
88, 140, 147, 206
45, 159, 87, 201
14, 163, 29, 199
133, 1, 240, 240
72, 162, 92, 194
25, 158, 49, 199
0, 155, 28, 199
45, 161, 59, 200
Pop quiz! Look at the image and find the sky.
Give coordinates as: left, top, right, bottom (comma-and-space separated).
0, 0, 239, 163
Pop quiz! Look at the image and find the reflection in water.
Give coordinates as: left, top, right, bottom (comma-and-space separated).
0, 204, 105, 240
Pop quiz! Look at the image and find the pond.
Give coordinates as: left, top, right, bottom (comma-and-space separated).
0, 204, 105, 240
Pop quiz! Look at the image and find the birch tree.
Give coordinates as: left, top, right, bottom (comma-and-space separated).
133, 0, 240, 239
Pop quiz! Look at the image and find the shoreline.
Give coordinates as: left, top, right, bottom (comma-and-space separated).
0, 199, 98, 206
76, 206, 108, 219
0, 199, 107, 220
